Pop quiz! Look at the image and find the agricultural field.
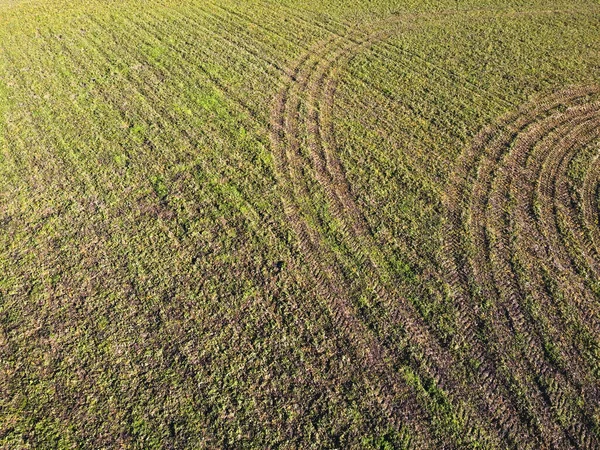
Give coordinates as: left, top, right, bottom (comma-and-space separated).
1, 0, 600, 447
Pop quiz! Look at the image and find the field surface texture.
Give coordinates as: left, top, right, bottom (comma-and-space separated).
1, 0, 600, 448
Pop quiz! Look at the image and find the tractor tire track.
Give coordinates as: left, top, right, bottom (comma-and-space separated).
442, 85, 600, 449
270, 13, 544, 448
269, 29, 437, 448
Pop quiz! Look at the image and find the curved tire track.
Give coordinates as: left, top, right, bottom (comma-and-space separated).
270, 14, 541, 448
270, 6, 600, 446
443, 85, 600, 449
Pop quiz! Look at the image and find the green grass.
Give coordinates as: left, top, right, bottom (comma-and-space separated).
1, 0, 600, 447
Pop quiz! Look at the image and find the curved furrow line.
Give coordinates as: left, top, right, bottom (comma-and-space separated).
279, 14, 537, 447
446, 90, 592, 394
493, 106, 600, 330
305, 24, 533, 449
288, 30, 473, 447
534, 106, 600, 274
443, 85, 600, 448
440, 102, 560, 445
538, 120, 600, 389
444, 87, 597, 340
318, 20, 600, 446
271, 5, 600, 445
534, 111, 600, 308
514, 112, 600, 445
528, 109, 600, 318
473, 103, 595, 445
518, 113, 600, 353
299, 17, 482, 441
527, 115, 600, 378
554, 137, 600, 283
270, 30, 436, 447
485, 109, 600, 447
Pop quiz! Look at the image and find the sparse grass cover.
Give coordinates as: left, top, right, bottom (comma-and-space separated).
1, 0, 599, 447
